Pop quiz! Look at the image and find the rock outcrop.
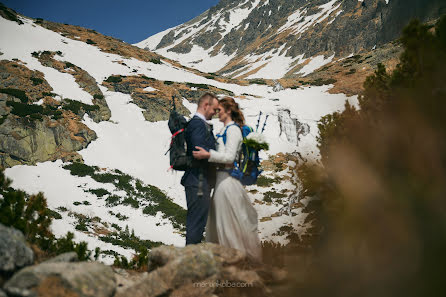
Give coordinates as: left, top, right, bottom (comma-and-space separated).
42, 252, 78, 264
277, 109, 310, 146
138, 0, 446, 79
34, 51, 111, 123
0, 60, 97, 169
0, 110, 96, 168
0, 224, 286, 297
116, 243, 286, 297
0, 224, 34, 279
3, 262, 116, 297
103, 75, 233, 121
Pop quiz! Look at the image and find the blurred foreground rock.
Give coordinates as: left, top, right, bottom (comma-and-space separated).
1, 225, 286, 297
3, 262, 116, 297
0, 224, 34, 278
116, 243, 287, 297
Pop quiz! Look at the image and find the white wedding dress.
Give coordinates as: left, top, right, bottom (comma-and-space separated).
205, 121, 262, 262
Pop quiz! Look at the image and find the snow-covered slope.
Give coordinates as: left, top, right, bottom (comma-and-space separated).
1, 12, 358, 263
135, 0, 445, 79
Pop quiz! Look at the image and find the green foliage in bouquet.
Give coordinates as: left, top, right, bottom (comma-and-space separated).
243, 138, 269, 151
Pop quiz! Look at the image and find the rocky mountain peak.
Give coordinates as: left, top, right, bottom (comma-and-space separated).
135, 0, 445, 79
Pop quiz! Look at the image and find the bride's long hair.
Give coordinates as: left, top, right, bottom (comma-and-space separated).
219, 97, 245, 127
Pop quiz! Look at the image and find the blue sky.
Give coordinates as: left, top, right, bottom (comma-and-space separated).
2, 0, 220, 44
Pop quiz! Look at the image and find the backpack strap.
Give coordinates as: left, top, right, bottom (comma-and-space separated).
216, 123, 238, 144
217, 123, 244, 172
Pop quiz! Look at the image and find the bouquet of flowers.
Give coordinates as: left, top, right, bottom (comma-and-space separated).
243, 131, 269, 151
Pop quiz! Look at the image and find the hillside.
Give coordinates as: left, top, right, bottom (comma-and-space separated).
135, 0, 445, 81
0, 4, 357, 263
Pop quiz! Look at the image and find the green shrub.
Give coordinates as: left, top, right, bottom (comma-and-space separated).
219, 88, 234, 95
30, 77, 43, 85
92, 172, 133, 192
186, 82, 209, 89
115, 212, 129, 221
274, 162, 284, 172
106, 195, 121, 206
157, 198, 186, 226
205, 75, 215, 79
93, 94, 104, 100
0, 169, 92, 260
86, 39, 96, 45
42, 92, 57, 97
309, 78, 337, 86
100, 229, 162, 251
248, 79, 267, 85
86, 188, 110, 197
113, 247, 149, 270
142, 204, 157, 216
141, 75, 155, 81
346, 68, 356, 75
263, 191, 286, 202
63, 162, 97, 177
111, 223, 121, 230
51, 110, 63, 120
64, 62, 75, 69
50, 232, 91, 261
48, 209, 62, 220
122, 197, 139, 208
92, 173, 118, 183
29, 113, 43, 120
104, 75, 122, 83
164, 81, 174, 85
63, 99, 99, 114
150, 58, 161, 64
0, 88, 29, 103
256, 175, 279, 187
75, 222, 88, 231
94, 247, 101, 261
6, 101, 43, 117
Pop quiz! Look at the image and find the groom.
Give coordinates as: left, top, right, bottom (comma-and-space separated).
181, 93, 219, 245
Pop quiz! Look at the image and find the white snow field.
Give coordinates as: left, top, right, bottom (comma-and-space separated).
1, 14, 357, 260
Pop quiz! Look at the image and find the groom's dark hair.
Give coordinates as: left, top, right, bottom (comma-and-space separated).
198, 93, 217, 107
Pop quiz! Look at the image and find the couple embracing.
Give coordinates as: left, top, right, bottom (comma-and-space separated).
180, 93, 262, 262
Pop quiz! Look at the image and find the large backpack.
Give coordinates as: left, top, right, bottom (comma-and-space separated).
166, 97, 191, 171
218, 124, 263, 185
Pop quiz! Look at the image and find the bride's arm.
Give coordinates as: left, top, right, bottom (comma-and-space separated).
208, 126, 242, 164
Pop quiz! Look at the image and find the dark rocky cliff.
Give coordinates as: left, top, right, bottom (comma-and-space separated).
141, 0, 446, 77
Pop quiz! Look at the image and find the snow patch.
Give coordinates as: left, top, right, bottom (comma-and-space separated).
277, 0, 341, 36
233, 45, 305, 79
143, 86, 157, 92
297, 54, 335, 77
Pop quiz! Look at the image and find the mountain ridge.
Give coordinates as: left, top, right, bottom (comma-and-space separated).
135, 0, 445, 79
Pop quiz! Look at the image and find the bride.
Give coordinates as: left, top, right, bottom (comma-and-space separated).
193, 97, 262, 262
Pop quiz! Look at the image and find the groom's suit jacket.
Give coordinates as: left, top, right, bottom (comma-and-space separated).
181, 115, 216, 188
